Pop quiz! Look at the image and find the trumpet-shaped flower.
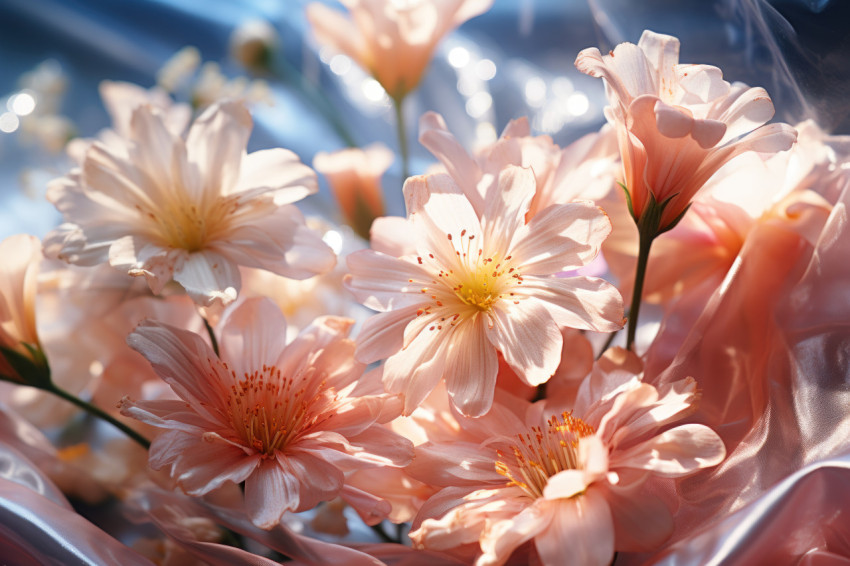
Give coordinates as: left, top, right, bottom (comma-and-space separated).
0, 234, 46, 384
306, 0, 493, 100
119, 298, 413, 529
408, 358, 726, 566
575, 30, 797, 232
345, 166, 624, 417
45, 100, 335, 307
314, 143, 392, 240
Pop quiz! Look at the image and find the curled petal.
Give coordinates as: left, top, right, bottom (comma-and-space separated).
610, 423, 726, 476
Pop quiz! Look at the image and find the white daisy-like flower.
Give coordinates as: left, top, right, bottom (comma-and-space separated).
45, 100, 335, 306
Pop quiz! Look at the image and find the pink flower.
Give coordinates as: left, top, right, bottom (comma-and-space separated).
408, 356, 726, 566
575, 30, 797, 232
66, 80, 191, 164
306, 0, 493, 100
313, 143, 392, 240
604, 121, 837, 315
419, 111, 619, 220
0, 234, 46, 384
45, 100, 335, 307
345, 166, 624, 417
119, 298, 413, 529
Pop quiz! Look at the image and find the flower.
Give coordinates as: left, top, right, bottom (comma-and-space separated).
345, 166, 624, 417
119, 298, 413, 529
604, 120, 838, 316
419, 111, 619, 220
229, 19, 279, 72
45, 100, 335, 307
157, 46, 201, 93
314, 143, 393, 240
408, 354, 726, 566
0, 234, 48, 386
306, 0, 493, 100
66, 80, 191, 165
575, 30, 797, 233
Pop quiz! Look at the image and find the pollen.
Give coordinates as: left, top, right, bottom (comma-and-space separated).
144, 193, 238, 252
224, 363, 330, 457
416, 228, 522, 314
494, 411, 595, 499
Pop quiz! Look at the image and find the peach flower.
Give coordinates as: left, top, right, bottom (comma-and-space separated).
346, 166, 623, 417
419, 111, 619, 219
604, 120, 838, 313
408, 357, 726, 566
45, 100, 335, 307
306, 0, 493, 100
67, 80, 191, 164
119, 298, 413, 529
575, 30, 797, 232
314, 143, 392, 240
0, 234, 47, 385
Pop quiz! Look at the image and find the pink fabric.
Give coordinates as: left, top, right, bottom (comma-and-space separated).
629, 170, 850, 563
0, 447, 154, 565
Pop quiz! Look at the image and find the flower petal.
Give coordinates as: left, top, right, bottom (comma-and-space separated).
275, 450, 345, 511
479, 501, 550, 566
602, 482, 674, 552
610, 423, 726, 476
444, 313, 499, 417
418, 111, 484, 212
345, 250, 431, 311
516, 276, 625, 333
370, 216, 417, 257
221, 205, 336, 280
218, 297, 287, 377
127, 321, 229, 418
244, 458, 298, 529
354, 305, 419, 363
487, 301, 562, 387
534, 493, 614, 566
186, 100, 252, 196
383, 320, 453, 415
234, 148, 317, 203
173, 436, 259, 495
172, 249, 241, 306
481, 165, 536, 256
510, 201, 612, 274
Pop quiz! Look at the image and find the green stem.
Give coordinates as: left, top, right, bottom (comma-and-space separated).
625, 227, 655, 352
392, 95, 410, 182
203, 316, 220, 358
273, 56, 358, 148
48, 384, 151, 450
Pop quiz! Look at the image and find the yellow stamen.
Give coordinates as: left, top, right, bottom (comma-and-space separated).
494, 411, 595, 499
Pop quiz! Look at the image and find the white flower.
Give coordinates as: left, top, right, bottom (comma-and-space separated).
45, 100, 335, 306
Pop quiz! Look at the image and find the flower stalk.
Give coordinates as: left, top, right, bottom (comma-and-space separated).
392, 94, 410, 182
272, 55, 358, 148
623, 186, 690, 351
0, 349, 151, 450
625, 225, 654, 351
46, 383, 152, 450
203, 316, 220, 357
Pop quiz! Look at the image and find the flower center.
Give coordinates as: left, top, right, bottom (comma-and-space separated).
414, 229, 523, 316
223, 362, 329, 457
146, 195, 238, 252
495, 411, 595, 499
